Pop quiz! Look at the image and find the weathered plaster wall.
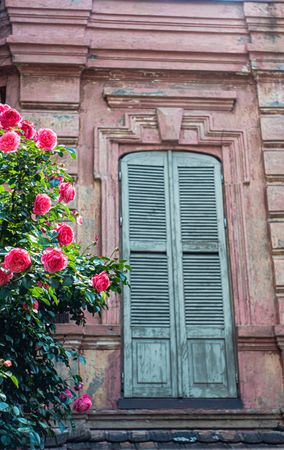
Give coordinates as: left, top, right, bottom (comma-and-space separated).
1, 0, 284, 426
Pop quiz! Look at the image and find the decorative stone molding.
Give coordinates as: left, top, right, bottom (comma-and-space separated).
103, 87, 237, 111
87, 410, 284, 430
156, 108, 183, 142
55, 324, 120, 350
18, 65, 82, 110
237, 326, 278, 352
94, 111, 252, 326
3, 0, 92, 65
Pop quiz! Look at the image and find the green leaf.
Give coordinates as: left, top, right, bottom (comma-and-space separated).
12, 405, 20, 416
10, 375, 19, 388
0, 402, 9, 411
58, 422, 66, 432
1, 435, 11, 446
79, 355, 86, 365
66, 147, 77, 160
48, 287, 58, 305
85, 290, 96, 303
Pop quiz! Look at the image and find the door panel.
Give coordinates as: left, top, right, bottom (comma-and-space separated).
121, 151, 237, 398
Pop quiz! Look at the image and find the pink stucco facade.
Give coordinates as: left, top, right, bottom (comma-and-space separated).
1, 0, 284, 430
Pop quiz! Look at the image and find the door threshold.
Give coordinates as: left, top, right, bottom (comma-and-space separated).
118, 398, 243, 409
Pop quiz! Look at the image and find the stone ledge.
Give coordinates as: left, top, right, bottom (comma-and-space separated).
45, 428, 284, 449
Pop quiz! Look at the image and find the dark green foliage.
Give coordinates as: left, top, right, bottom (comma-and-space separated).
0, 129, 129, 449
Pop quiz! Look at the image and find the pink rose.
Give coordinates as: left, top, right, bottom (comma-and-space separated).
58, 182, 75, 204
35, 128, 57, 151
73, 210, 83, 225
0, 108, 22, 130
3, 360, 12, 368
72, 394, 92, 413
0, 104, 10, 114
55, 223, 74, 246
92, 271, 110, 293
0, 267, 13, 286
19, 120, 36, 139
59, 389, 73, 401
33, 194, 52, 215
41, 248, 68, 273
0, 131, 21, 153
76, 215, 83, 225
4, 248, 32, 273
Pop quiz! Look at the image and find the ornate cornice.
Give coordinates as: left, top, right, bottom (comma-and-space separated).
103, 87, 237, 111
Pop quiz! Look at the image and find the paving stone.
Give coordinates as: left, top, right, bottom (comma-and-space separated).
67, 443, 93, 450
198, 431, 222, 443
119, 443, 136, 449
87, 443, 113, 450
172, 431, 199, 443
106, 431, 129, 443
90, 431, 107, 442
259, 431, 284, 444
239, 431, 262, 444
46, 430, 69, 447
218, 431, 242, 443
129, 431, 150, 442
149, 431, 172, 442
138, 442, 158, 449
48, 447, 67, 450
68, 426, 92, 442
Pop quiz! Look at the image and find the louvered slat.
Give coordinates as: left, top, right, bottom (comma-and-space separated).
130, 254, 170, 327
128, 165, 166, 241
178, 166, 218, 241
183, 254, 224, 326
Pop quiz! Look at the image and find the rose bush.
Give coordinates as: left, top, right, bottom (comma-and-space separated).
0, 104, 129, 449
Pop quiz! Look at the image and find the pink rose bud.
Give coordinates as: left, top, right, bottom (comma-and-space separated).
91, 271, 110, 293
0, 108, 22, 130
41, 248, 68, 273
0, 267, 13, 286
95, 235, 99, 243
72, 394, 92, 413
3, 360, 12, 368
35, 128, 57, 151
33, 194, 52, 215
37, 281, 49, 289
19, 120, 36, 139
58, 182, 75, 204
0, 131, 21, 153
76, 215, 83, 225
55, 223, 74, 246
0, 104, 10, 114
32, 299, 39, 312
4, 248, 32, 273
74, 382, 84, 391
59, 389, 73, 401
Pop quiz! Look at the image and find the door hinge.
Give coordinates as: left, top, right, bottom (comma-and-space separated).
118, 171, 122, 181
119, 216, 123, 227
224, 218, 227, 228
221, 174, 224, 184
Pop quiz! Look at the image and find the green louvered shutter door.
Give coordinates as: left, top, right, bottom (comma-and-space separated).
172, 152, 237, 398
121, 152, 177, 397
